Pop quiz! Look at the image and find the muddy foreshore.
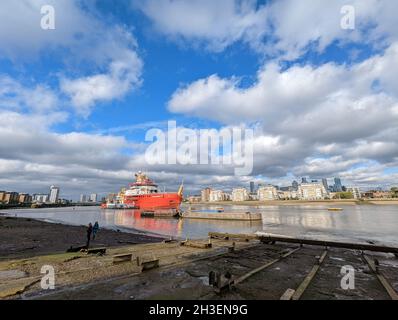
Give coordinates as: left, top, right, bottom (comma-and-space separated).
0, 216, 165, 261
1, 215, 397, 300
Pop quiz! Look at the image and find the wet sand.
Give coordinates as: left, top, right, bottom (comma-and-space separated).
0, 216, 165, 261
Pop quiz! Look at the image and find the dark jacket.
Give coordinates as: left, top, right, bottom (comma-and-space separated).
87, 225, 93, 237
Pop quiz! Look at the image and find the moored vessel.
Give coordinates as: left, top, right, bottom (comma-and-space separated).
102, 172, 183, 211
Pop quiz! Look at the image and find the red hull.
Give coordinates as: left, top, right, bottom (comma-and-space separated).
124, 193, 182, 210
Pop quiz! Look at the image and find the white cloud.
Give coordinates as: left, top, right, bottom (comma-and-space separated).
0, 0, 91, 60
0, 109, 139, 198
0, 75, 59, 113
137, 0, 398, 58
0, 0, 144, 116
1, 0, 397, 194
60, 49, 143, 117
168, 43, 398, 131
136, 0, 269, 52
167, 42, 398, 184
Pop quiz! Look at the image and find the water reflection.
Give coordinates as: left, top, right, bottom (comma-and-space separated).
112, 209, 180, 237
2, 204, 398, 245
109, 209, 263, 239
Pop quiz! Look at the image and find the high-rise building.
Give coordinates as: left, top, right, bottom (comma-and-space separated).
301, 177, 308, 184
49, 186, 60, 203
334, 178, 343, 192
249, 181, 255, 194
322, 178, 329, 192
80, 194, 87, 203
90, 193, 98, 202
292, 180, 299, 191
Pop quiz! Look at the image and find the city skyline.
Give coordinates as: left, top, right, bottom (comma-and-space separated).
0, 174, 395, 201
0, 1, 398, 199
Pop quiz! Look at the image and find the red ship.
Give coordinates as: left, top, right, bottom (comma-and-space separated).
104, 172, 183, 211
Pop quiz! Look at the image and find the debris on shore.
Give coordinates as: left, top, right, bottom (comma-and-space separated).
1, 227, 397, 300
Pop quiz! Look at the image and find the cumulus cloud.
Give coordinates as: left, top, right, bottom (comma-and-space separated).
1, 0, 397, 196
0, 109, 141, 198
0, 0, 143, 116
137, 0, 398, 58
60, 49, 143, 117
167, 42, 398, 186
135, 0, 269, 52
0, 75, 59, 113
169, 43, 398, 126
0, 0, 91, 60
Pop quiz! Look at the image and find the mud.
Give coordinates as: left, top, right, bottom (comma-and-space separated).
0, 216, 164, 260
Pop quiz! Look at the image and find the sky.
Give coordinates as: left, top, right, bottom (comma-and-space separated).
0, 0, 398, 200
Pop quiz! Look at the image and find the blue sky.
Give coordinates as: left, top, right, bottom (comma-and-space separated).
0, 0, 398, 199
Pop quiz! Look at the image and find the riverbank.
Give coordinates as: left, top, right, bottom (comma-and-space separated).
1, 234, 397, 300
0, 216, 165, 261
0, 203, 100, 210
189, 199, 398, 206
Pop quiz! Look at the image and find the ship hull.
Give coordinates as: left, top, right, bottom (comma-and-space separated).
123, 193, 182, 210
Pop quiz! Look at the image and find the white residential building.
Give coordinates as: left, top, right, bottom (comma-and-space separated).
201, 188, 211, 202
278, 190, 299, 199
209, 190, 227, 202
80, 194, 87, 203
49, 186, 60, 203
258, 185, 279, 201
347, 187, 361, 199
231, 188, 249, 202
34, 194, 49, 203
90, 193, 98, 202
298, 183, 328, 200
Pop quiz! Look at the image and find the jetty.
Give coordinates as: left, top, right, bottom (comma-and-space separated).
140, 208, 180, 218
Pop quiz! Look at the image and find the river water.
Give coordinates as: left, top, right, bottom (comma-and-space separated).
1, 204, 397, 246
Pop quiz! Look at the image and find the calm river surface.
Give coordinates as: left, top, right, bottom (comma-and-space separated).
2, 204, 398, 246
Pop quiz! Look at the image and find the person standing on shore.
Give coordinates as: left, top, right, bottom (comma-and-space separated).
86, 223, 93, 248
92, 221, 99, 240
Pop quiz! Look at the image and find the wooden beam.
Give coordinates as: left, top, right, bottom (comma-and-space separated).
234, 247, 301, 285
86, 247, 106, 255
181, 240, 212, 249
112, 253, 133, 264
208, 232, 398, 254
280, 289, 296, 300
209, 232, 258, 242
362, 254, 398, 300
66, 245, 87, 253
291, 250, 328, 300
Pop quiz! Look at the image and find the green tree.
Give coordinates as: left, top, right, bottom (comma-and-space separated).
336, 192, 354, 199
